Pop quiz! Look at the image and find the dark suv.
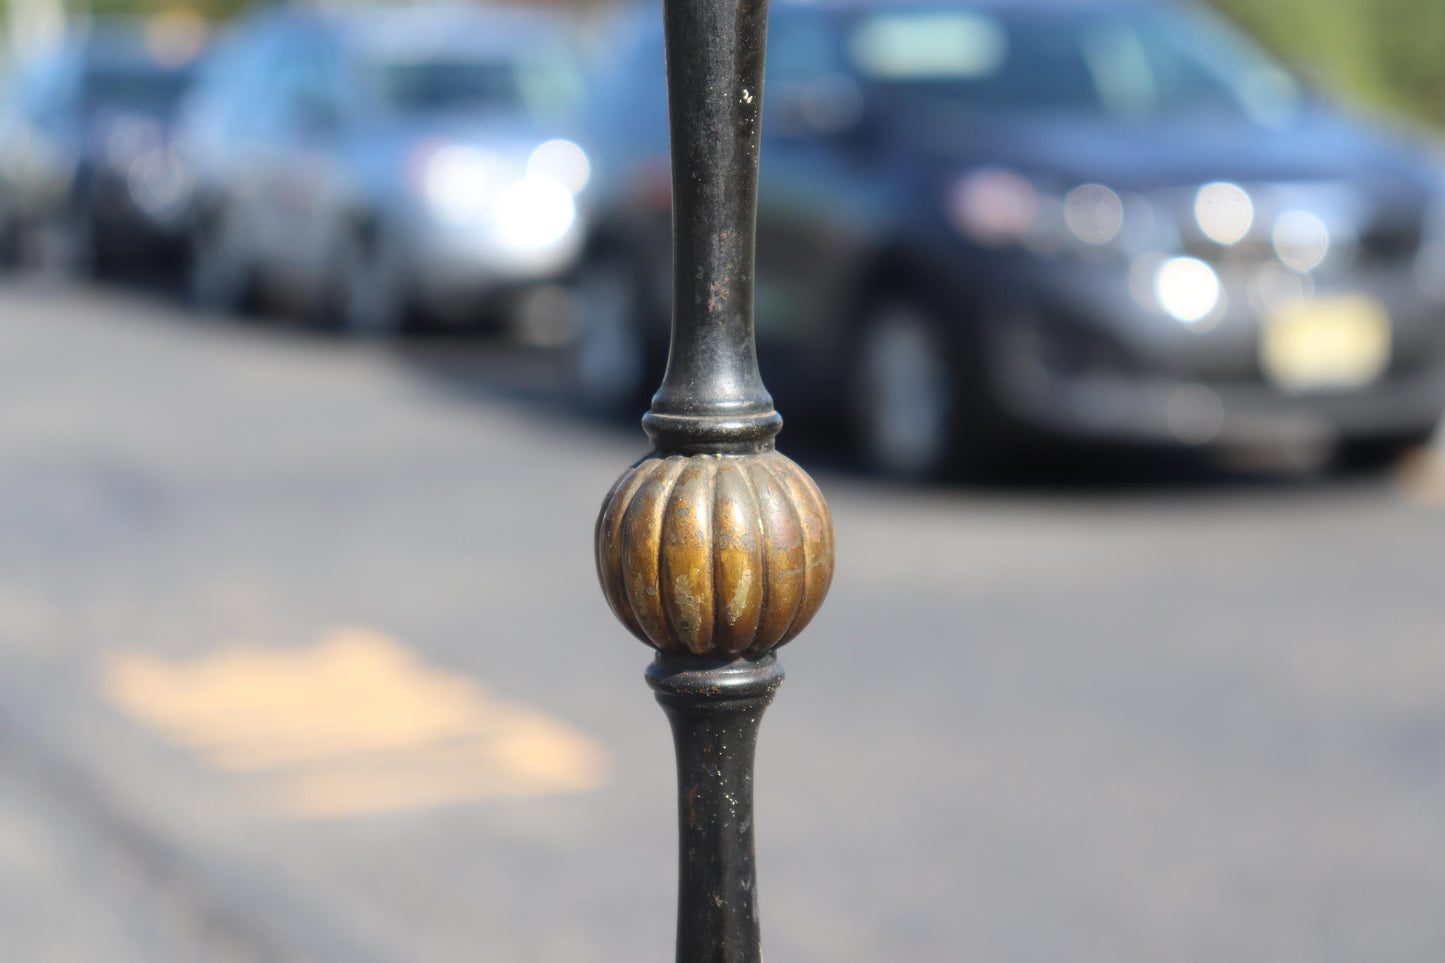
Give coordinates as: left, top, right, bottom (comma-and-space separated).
0, 20, 203, 275
573, 0, 1445, 477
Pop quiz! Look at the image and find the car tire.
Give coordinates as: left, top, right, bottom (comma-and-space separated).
0, 197, 21, 269
850, 298, 969, 481
33, 199, 96, 280
566, 252, 650, 416
189, 206, 253, 314
334, 225, 409, 338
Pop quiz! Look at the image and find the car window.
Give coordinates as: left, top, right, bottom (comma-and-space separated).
17, 50, 77, 126
847, 4, 1301, 123
764, 12, 861, 136
369, 58, 521, 113
362, 40, 581, 119
82, 64, 193, 117
514, 41, 587, 121
260, 39, 348, 134
180, 27, 284, 145
850, 10, 1097, 111
590, 12, 667, 145
768, 12, 841, 87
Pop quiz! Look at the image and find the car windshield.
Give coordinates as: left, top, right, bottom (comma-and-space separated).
849, 4, 1301, 123
371, 58, 522, 113
84, 66, 193, 116
368, 44, 584, 119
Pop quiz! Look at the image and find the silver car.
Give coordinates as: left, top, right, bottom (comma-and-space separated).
175, 5, 590, 335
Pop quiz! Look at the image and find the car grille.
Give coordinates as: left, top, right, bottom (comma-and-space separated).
1156, 182, 1425, 274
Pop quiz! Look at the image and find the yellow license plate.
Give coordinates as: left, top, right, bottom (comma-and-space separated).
1260, 294, 1391, 393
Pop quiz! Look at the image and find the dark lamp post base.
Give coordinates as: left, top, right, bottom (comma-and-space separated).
647, 654, 784, 963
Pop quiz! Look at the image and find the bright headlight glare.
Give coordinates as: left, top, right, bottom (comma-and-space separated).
495, 174, 576, 250
416, 143, 503, 224
527, 139, 590, 195
1155, 256, 1221, 325
1195, 182, 1253, 245
1273, 209, 1330, 273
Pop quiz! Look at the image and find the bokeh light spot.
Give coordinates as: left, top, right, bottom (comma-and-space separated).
1195, 182, 1253, 245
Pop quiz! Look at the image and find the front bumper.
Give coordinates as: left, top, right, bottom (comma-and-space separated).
90, 164, 190, 251
403, 214, 584, 320
980, 256, 1445, 448
996, 364, 1445, 448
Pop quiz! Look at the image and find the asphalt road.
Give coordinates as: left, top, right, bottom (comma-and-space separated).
1, 279, 1443, 963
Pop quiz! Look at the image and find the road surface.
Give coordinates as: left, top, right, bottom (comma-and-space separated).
1, 280, 1443, 963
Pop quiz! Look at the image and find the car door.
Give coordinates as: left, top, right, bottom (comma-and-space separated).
756, 10, 876, 387
249, 36, 350, 295
11, 47, 82, 223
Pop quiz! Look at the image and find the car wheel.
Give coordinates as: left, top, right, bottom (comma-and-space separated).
335, 226, 409, 338
0, 197, 20, 269
189, 207, 253, 314
567, 253, 650, 415
33, 200, 96, 279
851, 299, 961, 480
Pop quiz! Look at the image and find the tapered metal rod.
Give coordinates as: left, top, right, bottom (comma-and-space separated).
649, 655, 783, 963
593, 0, 834, 960
644, 0, 780, 455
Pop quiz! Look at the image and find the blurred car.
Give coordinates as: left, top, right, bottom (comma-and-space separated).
0, 17, 205, 275
574, 0, 1445, 476
175, 4, 590, 335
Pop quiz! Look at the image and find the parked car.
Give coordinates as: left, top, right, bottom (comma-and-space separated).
175, 4, 590, 335
573, 0, 1445, 476
0, 17, 205, 275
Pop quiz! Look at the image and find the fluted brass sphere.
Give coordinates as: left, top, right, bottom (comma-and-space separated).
596, 450, 834, 658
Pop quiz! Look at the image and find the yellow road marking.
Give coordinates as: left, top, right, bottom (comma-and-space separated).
102, 627, 608, 818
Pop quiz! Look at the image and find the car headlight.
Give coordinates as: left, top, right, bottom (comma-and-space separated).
526, 139, 590, 196
1154, 256, 1221, 326
494, 174, 577, 251
128, 148, 192, 219
1194, 182, 1254, 246
946, 168, 1038, 246
1061, 183, 1125, 246
947, 168, 1153, 256
412, 141, 580, 250
1272, 209, 1331, 273
414, 143, 507, 226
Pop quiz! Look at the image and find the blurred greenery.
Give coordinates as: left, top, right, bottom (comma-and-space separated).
84, 0, 255, 18
1209, 0, 1445, 129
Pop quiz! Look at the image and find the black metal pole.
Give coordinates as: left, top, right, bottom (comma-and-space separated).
649, 655, 783, 963
593, 0, 834, 959
644, 0, 779, 455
